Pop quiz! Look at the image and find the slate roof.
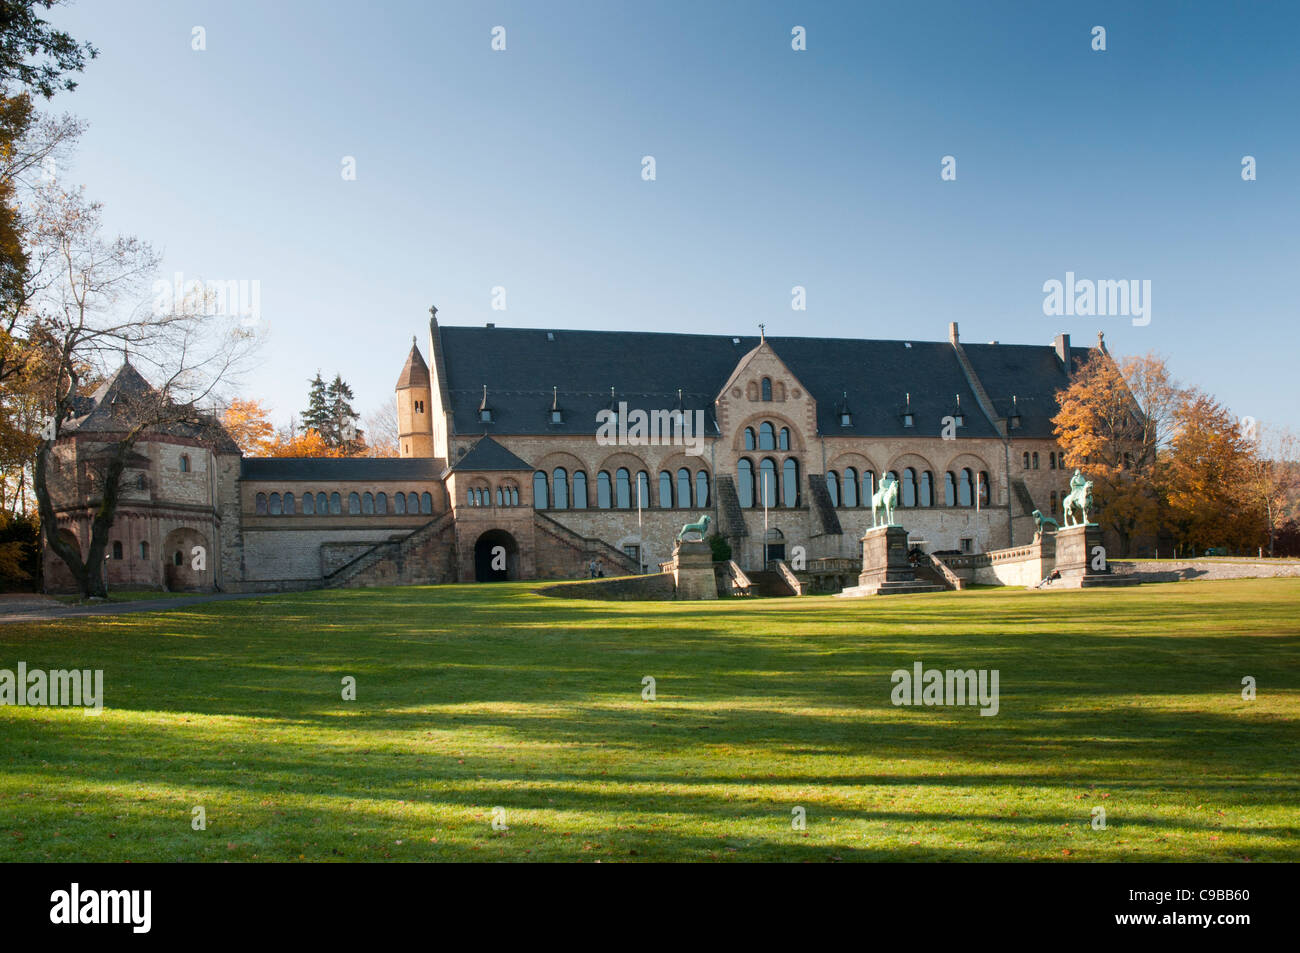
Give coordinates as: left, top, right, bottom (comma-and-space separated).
61, 362, 241, 453
395, 340, 430, 389
960, 343, 1097, 439
240, 457, 442, 481
446, 435, 533, 472
437, 326, 1087, 440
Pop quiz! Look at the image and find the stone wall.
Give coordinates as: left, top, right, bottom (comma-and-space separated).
535, 572, 677, 601
1110, 559, 1300, 582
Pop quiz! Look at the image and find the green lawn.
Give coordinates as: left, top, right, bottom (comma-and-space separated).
2, 578, 1297, 862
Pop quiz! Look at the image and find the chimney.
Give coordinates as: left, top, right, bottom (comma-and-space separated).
948, 321, 959, 345
1054, 332, 1070, 365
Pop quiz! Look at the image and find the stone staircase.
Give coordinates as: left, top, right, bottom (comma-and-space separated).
806, 472, 843, 536
533, 512, 640, 576
324, 511, 457, 588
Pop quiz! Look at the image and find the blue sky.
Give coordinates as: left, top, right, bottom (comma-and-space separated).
43, 0, 1299, 429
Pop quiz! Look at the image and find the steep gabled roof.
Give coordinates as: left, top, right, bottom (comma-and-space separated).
436, 326, 1006, 439
445, 435, 533, 473
960, 343, 1100, 439
61, 361, 240, 453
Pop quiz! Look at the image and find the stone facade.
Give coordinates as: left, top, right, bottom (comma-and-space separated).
44, 318, 1098, 593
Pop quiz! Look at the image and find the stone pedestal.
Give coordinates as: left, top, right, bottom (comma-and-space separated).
848, 525, 942, 596
1054, 523, 1136, 587
671, 539, 718, 600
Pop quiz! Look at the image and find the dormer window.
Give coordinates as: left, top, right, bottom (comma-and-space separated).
840, 412, 852, 427
1008, 395, 1021, 430
837, 391, 852, 428
551, 409, 562, 424
902, 393, 914, 428
479, 384, 492, 423
953, 394, 965, 428
550, 386, 562, 424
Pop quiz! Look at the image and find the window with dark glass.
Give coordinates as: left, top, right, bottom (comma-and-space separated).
782, 458, 799, 507
597, 471, 612, 508
533, 471, 549, 509
738, 458, 755, 508
572, 471, 587, 508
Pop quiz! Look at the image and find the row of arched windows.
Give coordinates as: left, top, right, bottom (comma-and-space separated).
742, 422, 792, 452
1024, 451, 1066, 470
737, 457, 800, 508
826, 467, 990, 509
254, 490, 433, 516
466, 482, 521, 507
534, 467, 710, 510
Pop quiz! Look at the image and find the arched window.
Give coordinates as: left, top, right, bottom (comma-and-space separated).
1050, 491, 1058, 515
902, 468, 917, 508
676, 468, 691, 507
979, 471, 990, 506
139, 541, 149, 560
533, 471, 549, 509
1023, 452, 1031, 469
658, 471, 672, 508
552, 468, 568, 510
761, 377, 772, 401
420, 492, 433, 514
511, 486, 519, 506
959, 469, 974, 507
843, 468, 858, 508
376, 493, 387, 514
944, 472, 956, 506
919, 471, 933, 507
112, 540, 123, 560
695, 470, 709, 507
615, 468, 631, 508
827, 470, 839, 507
759, 422, 776, 451
637, 470, 650, 508
284, 492, 295, 515
330, 492, 343, 515
863, 470, 876, 506
394, 492, 406, 514
782, 458, 799, 507
362, 492, 374, 514
597, 471, 612, 508
173, 550, 183, 567
743, 427, 756, 451
348, 492, 361, 515
179, 454, 190, 473
255, 492, 268, 515
269, 492, 282, 515
406, 492, 419, 514
302, 492, 316, 515
1032, 452, 1039, 470
572, 471, 588, 508
738, 458, 755, 508
778, 427, 790, 451
1049, 452, 1056, 470
759, 458, 778, 507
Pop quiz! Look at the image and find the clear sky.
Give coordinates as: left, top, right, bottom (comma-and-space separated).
42, 0, 1299, 430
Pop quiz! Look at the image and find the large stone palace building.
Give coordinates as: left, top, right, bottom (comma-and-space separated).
43, 312, 1103, 592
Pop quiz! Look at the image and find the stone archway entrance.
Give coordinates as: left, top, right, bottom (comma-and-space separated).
474, 529, 519, 582
163, 527, 213, 591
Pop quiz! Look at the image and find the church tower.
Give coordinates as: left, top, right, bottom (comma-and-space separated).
396, 337, 433, 457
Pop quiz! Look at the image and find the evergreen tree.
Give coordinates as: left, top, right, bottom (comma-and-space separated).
301, 372, 332, 443
326, 374, 363, 452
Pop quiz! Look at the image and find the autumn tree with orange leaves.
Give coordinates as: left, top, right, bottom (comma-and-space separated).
1163, 390, 1260, 553
1052, 350, 1179, 554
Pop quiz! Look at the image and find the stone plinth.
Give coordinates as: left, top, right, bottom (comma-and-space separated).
671, 539, 718, 600
1053, 523, 1137, 588
847, 525, 942, 596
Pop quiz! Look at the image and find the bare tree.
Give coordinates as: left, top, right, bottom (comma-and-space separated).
364, 396, 399, 457
1246, 422, 1300, 557
27, 185, 258, 596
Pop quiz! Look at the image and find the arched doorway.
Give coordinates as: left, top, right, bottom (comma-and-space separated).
474, 530, 519, 582
163, 527, 213, 591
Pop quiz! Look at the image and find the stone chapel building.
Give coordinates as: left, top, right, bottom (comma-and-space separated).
43, 311, 1103, 592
